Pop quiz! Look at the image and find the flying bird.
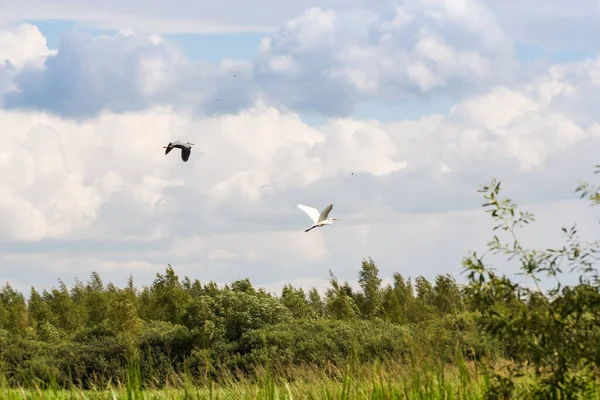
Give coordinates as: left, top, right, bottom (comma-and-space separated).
297, 202, 339, 232
163, 141, 194, 162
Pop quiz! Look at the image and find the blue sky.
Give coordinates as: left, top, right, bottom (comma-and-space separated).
32, 18, 594, 64
2, 1, 600, 295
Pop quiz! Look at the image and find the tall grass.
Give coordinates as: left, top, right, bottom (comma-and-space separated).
0, 349, 544, 399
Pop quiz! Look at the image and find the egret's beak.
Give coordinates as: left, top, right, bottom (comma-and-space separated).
162, 146, 167, 148
332, 217, 339, 221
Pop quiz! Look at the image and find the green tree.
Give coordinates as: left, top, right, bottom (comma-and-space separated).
107, 285, 141, 339
356, 257, 383, 320
410, 276, 436, 323
392, 273, 415, 323
432, 274, 463, 315
0, 283, 28, 334
463, 172, 600, 398
280, 284, 314, 319
324, 271, 359, 320
307, 288, 325, 318
143, 265, 190, 324
27, 287, 51, 330
213, 289, 292, 342
230, 278, 256, 295
46, 280, 81, 333
380, 284, 401, 323
83, 271, 109, 327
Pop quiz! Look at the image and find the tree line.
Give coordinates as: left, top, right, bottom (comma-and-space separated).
0, 259, 494, 388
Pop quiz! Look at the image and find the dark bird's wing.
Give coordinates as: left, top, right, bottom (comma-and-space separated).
165, 144, 173, 155
181, 147, 191, 162
318, 203, 333, 222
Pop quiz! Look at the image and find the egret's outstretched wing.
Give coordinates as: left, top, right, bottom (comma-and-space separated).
181, 147, 191, 162
165, 143, 173, 155
318, 203, 333, 222
298, 204, 320, 224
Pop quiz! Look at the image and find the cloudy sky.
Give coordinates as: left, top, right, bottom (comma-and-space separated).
1, 0, 600, 296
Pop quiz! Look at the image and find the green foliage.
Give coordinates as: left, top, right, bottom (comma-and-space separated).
279, 285, 314, 319
0, 260, 481, 390
238, 319, 411, 369
463, 171, 600, 399
324, 271, 360, 320
0, 283, 28, 334
356, 257, 383, 320
0, 354, 512, 399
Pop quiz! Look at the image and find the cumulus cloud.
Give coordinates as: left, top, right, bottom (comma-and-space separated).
0, 23, 54, 96
1, 0, 516, 118
253, 1, 514, 115
2, 2, 600, 294
3, 0, 598, 56
1, 51, 600, 291
0, 23, 53, 69
0, 28, 260, 118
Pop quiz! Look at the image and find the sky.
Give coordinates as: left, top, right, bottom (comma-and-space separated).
1, 0, 600, 297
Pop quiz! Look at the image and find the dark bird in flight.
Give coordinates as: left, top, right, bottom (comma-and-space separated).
163, 141, 195, 162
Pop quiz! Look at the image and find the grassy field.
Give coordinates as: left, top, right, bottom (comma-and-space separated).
0, 356, 535, 400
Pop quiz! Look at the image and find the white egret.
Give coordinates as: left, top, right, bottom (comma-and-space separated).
163, 141, 194, 162
297, 202, 339, 232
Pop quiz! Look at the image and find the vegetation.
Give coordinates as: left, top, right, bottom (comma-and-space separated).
2, 166, 600, 398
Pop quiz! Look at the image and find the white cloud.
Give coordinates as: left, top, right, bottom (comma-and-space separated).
0, 0, 514, 119
0, 23, 53, 69
450, 87, 540, 130
314, 118, 407, 176
0, 0, 598, 62
0, 23, 54, 97
1, 2, 600, 295
0, 29, 228, 117
0, 50, 598, 244
0, 68, 599, 291
254, 3, 513, 115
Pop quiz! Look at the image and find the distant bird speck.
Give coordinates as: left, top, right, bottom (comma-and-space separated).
163, 141, 195, 162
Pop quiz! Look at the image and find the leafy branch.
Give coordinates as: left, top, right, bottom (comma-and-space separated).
463, 167, 600, 398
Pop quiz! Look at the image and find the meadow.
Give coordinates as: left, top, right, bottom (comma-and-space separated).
2, 175, 600, 399
0, 357, 529, 399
